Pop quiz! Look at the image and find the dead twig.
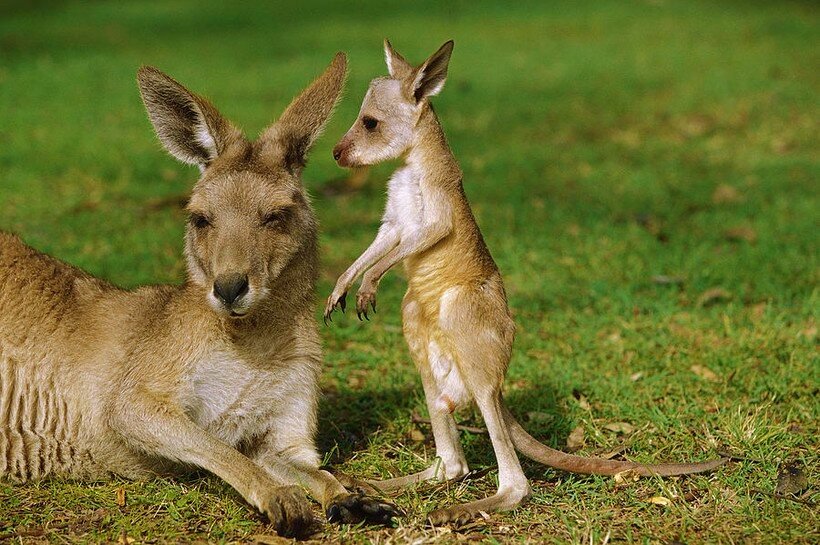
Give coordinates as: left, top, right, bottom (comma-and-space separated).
411, 412, 487, 435
750, 488, 816, 507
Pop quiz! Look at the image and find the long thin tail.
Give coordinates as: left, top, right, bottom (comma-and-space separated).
501, 405, 726, 476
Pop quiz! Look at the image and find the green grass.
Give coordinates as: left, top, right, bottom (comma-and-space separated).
1, 0, 818, 543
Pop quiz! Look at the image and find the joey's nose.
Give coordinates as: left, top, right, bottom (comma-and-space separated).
332, 144, 343, 161
213, 273, 249, 307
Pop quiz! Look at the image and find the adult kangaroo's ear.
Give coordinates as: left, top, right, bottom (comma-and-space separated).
408, 40, 454, 102
137, 66, 241, 169
262, 52, 348, 173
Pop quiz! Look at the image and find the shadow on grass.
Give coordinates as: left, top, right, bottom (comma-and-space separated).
316, 377, 583, 481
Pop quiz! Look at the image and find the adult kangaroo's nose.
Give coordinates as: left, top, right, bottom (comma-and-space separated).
213, 273, 249, 307
332, 144, 343, 161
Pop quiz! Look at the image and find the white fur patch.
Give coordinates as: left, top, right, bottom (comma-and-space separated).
195, 123, 218, 159
428, 340, 469, 413
187, 350, 254, 428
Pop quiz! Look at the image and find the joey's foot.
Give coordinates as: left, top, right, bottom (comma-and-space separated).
427, 506, 481, 527
261, 485, 316, 538
356, 289, 376, 321
323, 291, 347, 324
326, 492, 402, 526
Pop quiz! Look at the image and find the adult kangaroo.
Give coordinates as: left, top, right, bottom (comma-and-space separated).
0, 53, 397, 537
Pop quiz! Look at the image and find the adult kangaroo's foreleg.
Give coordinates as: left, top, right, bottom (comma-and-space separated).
109, 397, 313, 537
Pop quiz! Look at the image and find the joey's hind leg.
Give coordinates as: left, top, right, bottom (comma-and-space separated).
366, 298, 469, 492
427, 390, 530, 525
427, 289, 530, 525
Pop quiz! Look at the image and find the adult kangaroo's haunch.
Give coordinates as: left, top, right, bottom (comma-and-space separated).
0, 54, 398, 537
325, 40, 726, 525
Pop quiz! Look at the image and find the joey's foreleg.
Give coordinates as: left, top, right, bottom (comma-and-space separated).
325, 223, 399, 322
108, 398, 313, 537
355, 221, 451, 319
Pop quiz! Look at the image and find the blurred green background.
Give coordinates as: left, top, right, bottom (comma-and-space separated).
1, 1, 817, 543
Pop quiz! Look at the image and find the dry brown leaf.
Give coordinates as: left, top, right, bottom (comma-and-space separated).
775, 461, 808, 496
691, 364, 720, 382
723, 225, 758, 243
252, 535, 291, 545
409, 428, 426, 442
115, 487, 126, 507
576, 395, 591, 411
604, 422, 635, 434
697, 287, 732, 307
649, 496, 672, 506
712, 184, 743, 204
614, 469, 640, 485
527, 411, 555, 425
566, 425, 585, 452
630, 371, 644, 382
652, 275, 685, 286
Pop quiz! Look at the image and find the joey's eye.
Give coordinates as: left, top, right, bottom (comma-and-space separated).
362, 116, 378, 131
189, 213, 211, 229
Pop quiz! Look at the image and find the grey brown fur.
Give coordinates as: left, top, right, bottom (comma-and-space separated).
0, 53, 398, 537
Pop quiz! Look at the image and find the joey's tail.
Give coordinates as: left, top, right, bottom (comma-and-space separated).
500, 405, 726, 476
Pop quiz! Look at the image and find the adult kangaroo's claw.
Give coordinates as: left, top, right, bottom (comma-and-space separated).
326, 492, 402, 526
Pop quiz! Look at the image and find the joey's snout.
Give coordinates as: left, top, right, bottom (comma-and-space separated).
213, 273, 250, 314
332, 139, 355, 167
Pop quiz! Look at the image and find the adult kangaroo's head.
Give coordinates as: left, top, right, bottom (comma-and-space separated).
138, 54, 347, 318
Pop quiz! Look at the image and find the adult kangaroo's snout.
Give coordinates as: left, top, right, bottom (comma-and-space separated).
213, 273, 249, 307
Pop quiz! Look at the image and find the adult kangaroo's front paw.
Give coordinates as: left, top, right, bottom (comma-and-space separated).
260, 485, 316, 537
326, 492, 402, 526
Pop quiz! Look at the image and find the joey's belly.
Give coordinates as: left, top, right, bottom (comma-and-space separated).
426, 338, 471, 414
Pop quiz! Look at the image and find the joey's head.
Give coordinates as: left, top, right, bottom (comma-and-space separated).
333, 39, 453, 167
137, 54, 347, 318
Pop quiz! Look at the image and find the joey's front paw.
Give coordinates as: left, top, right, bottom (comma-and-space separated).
326, 492, 402, 526
356, 286, 377, 321
261, 485, 316, 537
324, 290, 347, 324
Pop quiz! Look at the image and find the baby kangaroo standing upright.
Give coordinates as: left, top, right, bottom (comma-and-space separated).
325, 40, 725, 525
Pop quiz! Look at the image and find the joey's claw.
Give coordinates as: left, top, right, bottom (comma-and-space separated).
326, 493, 402, 526
356, 290, 376, 321
324, 291, 348, 325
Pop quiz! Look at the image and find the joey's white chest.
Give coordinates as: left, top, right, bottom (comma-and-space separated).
385, 166, 425, 234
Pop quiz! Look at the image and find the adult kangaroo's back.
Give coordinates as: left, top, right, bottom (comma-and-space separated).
0, 55, 398, 537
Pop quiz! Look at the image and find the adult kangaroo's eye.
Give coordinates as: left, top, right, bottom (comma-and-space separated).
189, 213, 211, 229
362, 116, 378, 131
262, 210, 284, 227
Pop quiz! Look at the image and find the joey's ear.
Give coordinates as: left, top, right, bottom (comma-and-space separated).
261, 52, 348, 173
408, 40, 454, 102
384, 39, 412, 80
137, 66, 240, 168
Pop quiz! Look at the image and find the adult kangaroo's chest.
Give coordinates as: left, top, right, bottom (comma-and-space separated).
186, 349, 282, 445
